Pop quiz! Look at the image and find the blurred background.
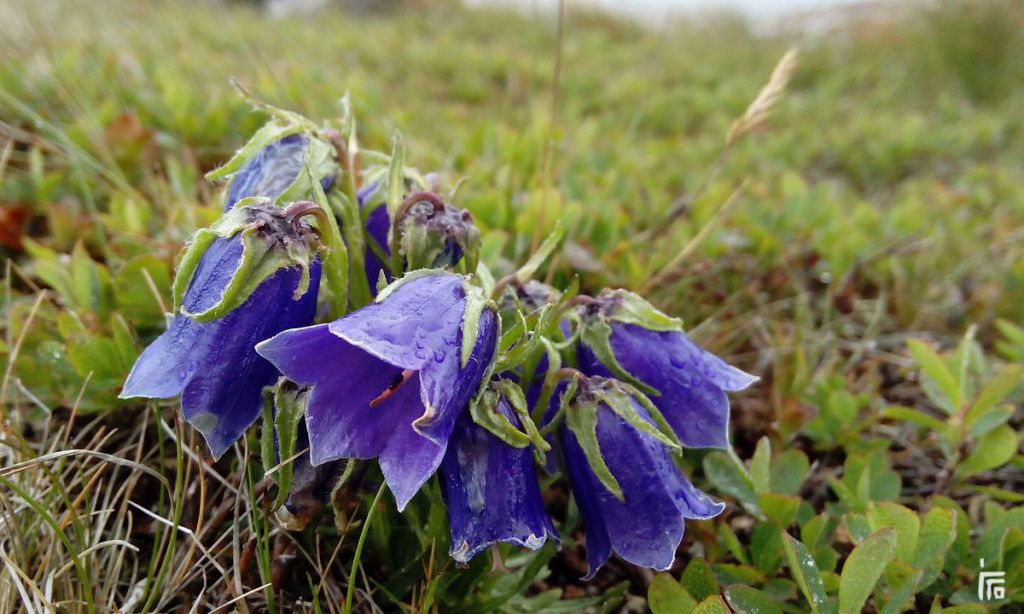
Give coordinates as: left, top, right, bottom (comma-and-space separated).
1, 0, 1023, 611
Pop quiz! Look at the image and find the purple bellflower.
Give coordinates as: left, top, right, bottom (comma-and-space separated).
121, 201, 324, 458
556, 378, 725, 578
440, 388, 558, 563
256, 271, 498, 511
577, 289, 757, 449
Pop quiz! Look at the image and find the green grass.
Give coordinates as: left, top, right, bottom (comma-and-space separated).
0, 0, 1022, 612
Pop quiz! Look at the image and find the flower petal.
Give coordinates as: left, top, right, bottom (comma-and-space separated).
180, 261, 321, 458
563, 399, 723, 578
121, 238, 244, 399
226, 134, 307, 211
440, 398, 558, 563
328, 272, 466, 370
416, 308, 498, 443
581, 323, 755, 449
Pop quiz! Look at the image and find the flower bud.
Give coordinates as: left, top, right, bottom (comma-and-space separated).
391, 191, 481, 274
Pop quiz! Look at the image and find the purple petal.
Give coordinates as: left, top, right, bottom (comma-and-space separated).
440, 398, 558, 563
181, 261, 321, 458
121, 237, 245, 399
580, 323, 756, 449
562, 399, 724, 578
363, 204, 391, 289
260, 325, 423, 463
226, 135, 306, 210
225, 134, 333, 210
416, 308, 497, 443
258, 272, 498, 511
328, 273, 466, 371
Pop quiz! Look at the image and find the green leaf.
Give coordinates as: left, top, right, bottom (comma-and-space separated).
877, 560, 921, 614
692, 595, 731, 614
881, 406, 948, 434
751, 523, 785, 574
838, 527, 897, 614
750, 436, 772, 495
867, 502, 920, 563
760, 493, 800, 527
681, 558, 720, 602
912, 507, 956, 589
956, 424, 1018, 478
692, 593, 733, 614
599, 387, 679, 453
578, 317, 655, 394
725, 585, 782, 614
770, 450, 809, 496
907, 339, 961, 412
966, 405, 1014, 439
647, 574, 696, 614
781, 531, 831, 614
969, 364, 1024, 419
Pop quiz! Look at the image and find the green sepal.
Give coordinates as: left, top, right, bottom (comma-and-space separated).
171, 228, 219, 314
309, 167, 349, 319
497, 379, 551, 464
277, 136, 337, 203
540, 375, 579, 438
461, 280, 497, 369
261, 379, 307, 511
565, 397, 624, 501
180, 226, 312, 323
597, 384, 680, 453
578, 317, 657, 395
529, 337, 564, 426
468, 382, 531, 448
174, 199, 322, 323
205, 119, 302, 182
621, 382, 683, 450
600, 289, 682, 331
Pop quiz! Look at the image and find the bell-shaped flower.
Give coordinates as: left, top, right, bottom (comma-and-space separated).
256, 271, 498, 510
556, 377, 724, 578
121, 201, 325, 457
210, 126, 337, 211
440, 382, 558, 563
577, 289, 757, 449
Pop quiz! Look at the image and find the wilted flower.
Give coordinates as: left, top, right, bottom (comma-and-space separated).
557, 377, 725, 578
577, 289, 757, 449
256, 271, 498, 510
440, 389, 558, 563
121, 201, 324, 457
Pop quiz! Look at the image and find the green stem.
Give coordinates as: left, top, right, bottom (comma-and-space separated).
344, 483, 387, 614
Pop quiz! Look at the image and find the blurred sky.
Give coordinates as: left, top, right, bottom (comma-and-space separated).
465, 0, 869, 21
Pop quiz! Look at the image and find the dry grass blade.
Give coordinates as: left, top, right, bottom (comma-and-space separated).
726, 48, 799, 148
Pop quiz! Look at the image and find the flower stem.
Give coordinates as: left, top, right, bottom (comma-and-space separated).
344, 482, 387, 614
